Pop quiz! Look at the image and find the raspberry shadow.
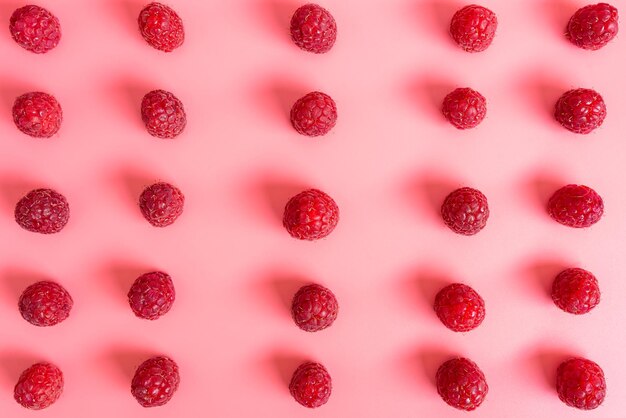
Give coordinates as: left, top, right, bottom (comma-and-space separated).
0, 174, 40, 215
101, 261, 158, 306
408, 0, 462, 44
253, 0, 300, 42
253, 77, 312, 127
101, 346, 158, 383
0, 266, 48, 300
404, 76, 456, 122
402, 172, 460, 224
265, 351, 309, 387
253, 175, 310, 225
0, 350, 39, 389
521, 258, 570, 299
527, 348, 576, 389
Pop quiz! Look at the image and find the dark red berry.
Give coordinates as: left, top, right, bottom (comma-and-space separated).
139, 182, 184, 227
436, 357, 488, 411
291, 284, 338, 332
10, 5, 61, 53
131, 356, 180, 407
289, 361, 332, 408
128, 271, 175, 320
283, 189, 339, 240
13, 92, 63, 138
434, 283, 485, 332
552, 268, 600, 314
555, 88, 606, 134
141, 89, 186, 139
14, 362, 63, 410
442, 87, 486, 129
548, 184, 603, 228
557, 357, 606, 410
290, 91, 337, 137
567, 3, 618, 50
441, 187, 489, 235
138, 2, 184, 52
449, 5, 497, 52
15, 188, 70, 234
290, 4, 337, 53
19, 281, 73, 327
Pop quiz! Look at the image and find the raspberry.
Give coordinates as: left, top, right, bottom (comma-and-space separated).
291, 284, 338, 332
434, 283, 485, 332
436, 357, 488, 411
567, 3, 619, 50
138, 2, 184, 52
131, 356, 180, 407
441, 187, 489, 235
557, 358, 606, 410
289, 361, 332, 408
128, 271, 175, 320
554, 88, 606, 134
19, 281, 73, 327
552, 268, 600, 314
13, 92, 63, 138
141, 89, 186, 139
548, 184, 603, 228
139, 182, 184, 227
290, 91, 337, 137
290, 4, 337, 53
283, 189, 339, 240
449, 5, 497, 52
9, 5, 61, 54
442, 87, 487, 129
15, 188, 70, 234
14, 362, 63, 410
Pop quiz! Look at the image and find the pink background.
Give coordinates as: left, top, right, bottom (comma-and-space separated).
0, 0, 625, 416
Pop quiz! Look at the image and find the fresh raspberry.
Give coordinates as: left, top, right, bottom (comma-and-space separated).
442, 87, 487, 129
434, 283, 485, 332
131, 356, 180, 407
14, 362, 63, 410
289, 361, 332, 408
15, 188, 70, 234
290, 91, 337, 137
557, 358, 606, 410
283, 189, 339, 240
128, 271, 175, 320
449, 5, 498, 52
290, 4, 337, 53
552, 268, 600, 314
141, 89, 186, 139
567, 3, 619, 50
291, 284, 338, 332
548, 184, 603, 228
138, 2, 184, 52
441, 187, 489, 235
13, 92, 63, 138
9, 5, 61, 54
139, 182, 184, 227
19, 281, 73, 327
554, 88, 606, 134
436, 357, 488, 411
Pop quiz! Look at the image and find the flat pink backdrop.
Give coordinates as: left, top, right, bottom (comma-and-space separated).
0, 0, 625, 416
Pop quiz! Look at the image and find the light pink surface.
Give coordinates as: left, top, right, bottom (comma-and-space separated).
0, 0, 625, 416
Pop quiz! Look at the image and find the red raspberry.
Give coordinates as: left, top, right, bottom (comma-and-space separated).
128, 271, 175, 320
141, 89, 186, 139
290, 91, 337, 137
554, 88, 606, 134
19, 281, 73, 327
14, 362, 63, 410
15, 188, 70, 234
131, 356, 180, 407
552, 268, 600, 314
441, 187, 489, 235
13, 92, 63, 138
442, 87, 487, 129
557, 357, 606, 410
10, 5, 61, 54
567, 3, 618, 50
283, 189, 339, 240
449, 5, 498, 52
291, 284, 338, 332
289, 361, 332, 408
434, 283, 485, 332
436, 357, 488, 411
290, 4, 337, 53
548, 184, 603, 228
139, 182, 184, 227
138, 2, 184, 52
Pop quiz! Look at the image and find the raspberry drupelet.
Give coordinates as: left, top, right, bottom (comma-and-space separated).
290, 4, 337, 53
554, 88, 606, 134
290, 91, 337, 137
449, 5, 497, 52
547, 184, 603, 228
14, 362, 64, 410
442, 87, 487, 129
436, 357, 488, 410
557, 357, 606, 410
19, 281, 73, 326
13, 92, 63, 138
10, 5, 61, 53
552, 268, 600, 314
139, 182, 185, 227
283, 189, 339, 240
567, 3, 618, 50
15, 188, 70, 234
131, 356, 180, 407
291, 284, 338, 332
441, 187, 489, 235
128, 271, 176, 320
434, 283, 485, 332
141, 89, 186, 139
289, 361, 332, 408
138, 2, 184, 52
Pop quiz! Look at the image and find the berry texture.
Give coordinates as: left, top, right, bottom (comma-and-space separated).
436, 357, 488, 411
10, 5, 61, 53
557, 358, 606, 410
291, 284, 338, 332
290, 91, 337, 137
449, 5, 497, 52
290, 4, 337, 53
14, 362, 63, 410
141, 89, 186, 139
283, 189, 339, 240
567, 3, 618, 50
19, 281, 73, 327
441, 187, 489, 235
552, 268, 600, 314
13, 92, 63, 138
434, 283, 485, 332
128, 271, 176, 320
289, 362, 332, 408
15, 188, 70, 234
139, 182, 185, 227
131, 356, 180, 407
554, 88, 606, 134
442, 87, 487, 129
138, 2, 184, 52
548, 184, 603, 228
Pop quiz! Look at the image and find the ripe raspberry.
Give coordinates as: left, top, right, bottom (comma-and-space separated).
283, 189, 339, 240
554, 88, 606, 134
548, 184, 603, 228
139, 182, 184, 227
138, 2, 184, 52
289, 361, 332, 408
434, 283, 485, 332
567, 3, 618, 50
290, 4, 337, 53
552, 268, 600, 314
15, 188, 70, 234
128, 271, 175, 320
19, 281, 73, 327
291, 284, 338, 332
441, 187, 489, 235
141, 89, 186, 139
449, 5, 498, 52
13, 92, 63, 138
557, 357, 606, 410
442, 87, 487, 129
14, 362, 63, 410
9, 5, 61, 54
131, 356, 180, 407
290, 91, 337, 137
436, 357, 488, 411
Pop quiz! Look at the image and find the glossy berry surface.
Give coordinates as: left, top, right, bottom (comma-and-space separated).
141, 89, 187, 139
131, 356, 180, 407
291, 284, 338, 332
450, 5, 498, 52
552, 268, 600, 314
13, 92, 63, 138
15, 188, 70, 234
548, 184, 603, 228
138, 2, 184, 52
128, 271, 176, 320
289, 361, 332, 408
442, 87, 487, 129
290, 91, 337, 137
441, 187, 489, 235
434, 283, 485, 332
290, 3, 337, 53
283, 189, 339, 240
557, 358, 606, 410
139, 182, 185, 227
436, 357, 488, 411
554, 88, 606, 134
19, 281, 73, 327
14, 362, 64, 410
10, 5, 61, 53
567, 3, 618, 50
